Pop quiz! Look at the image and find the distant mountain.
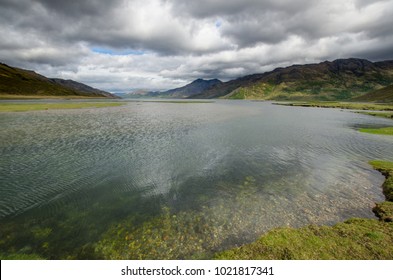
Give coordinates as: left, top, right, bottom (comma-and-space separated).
352, 84, 393, 103
191, 58, 393, 101
116, 89, 153, 98
0, 63, 117, 98
147, 78, 222, 98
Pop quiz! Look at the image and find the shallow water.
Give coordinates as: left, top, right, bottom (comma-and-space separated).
0, 100, 392, 258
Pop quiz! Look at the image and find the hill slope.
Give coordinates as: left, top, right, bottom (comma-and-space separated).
0, 63, 115, 98
152, 78, 222, 98
126, 79, 223, 98
352, 84, 393, 103
191, 58, 393, 101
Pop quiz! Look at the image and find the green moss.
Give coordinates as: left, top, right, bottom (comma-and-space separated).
0, 102, 126, 112
359, 127, 393, 136
214, 219, 393, 260
369, 161, 393, 171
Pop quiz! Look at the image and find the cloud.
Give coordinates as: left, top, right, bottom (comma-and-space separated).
0, 0, 392, 92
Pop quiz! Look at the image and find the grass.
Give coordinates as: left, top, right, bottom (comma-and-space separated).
0, 102, 127, 112
275, 101, 393, 111
369, 161, 393, 202
356, 112, 393, 119
369, 160, 393, 171
0, 94, 109, 100
214, 161, 393, 260
359, 127, 393, 136
214, 219, 393, 259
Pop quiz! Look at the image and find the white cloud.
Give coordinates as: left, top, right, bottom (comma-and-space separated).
0, 0, 392, 92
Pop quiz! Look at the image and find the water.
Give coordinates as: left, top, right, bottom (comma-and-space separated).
0, 100, 392, 259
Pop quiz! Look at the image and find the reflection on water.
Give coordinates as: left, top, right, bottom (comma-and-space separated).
0, 101, 392, 259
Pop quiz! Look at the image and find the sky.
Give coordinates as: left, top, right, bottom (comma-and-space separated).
1, 0, 393, 92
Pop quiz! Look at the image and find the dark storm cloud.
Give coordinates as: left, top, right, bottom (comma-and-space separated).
169, 0, 313, 18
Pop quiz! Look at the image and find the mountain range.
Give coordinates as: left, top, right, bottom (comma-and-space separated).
2, 58, 393, 102
189, 58, 393, 101
124, 78, 222, 98
0, 63, 117, 98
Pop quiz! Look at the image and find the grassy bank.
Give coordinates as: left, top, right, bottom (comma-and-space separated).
274, 101, 393, 137
0, 94, 111, 100
359, 127, 393, 136
0, 102, 126, 112
215, 161, 393, 259
356, 112, 393, 119
274, 101, 393, 111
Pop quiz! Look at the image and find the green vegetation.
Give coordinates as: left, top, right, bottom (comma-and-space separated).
0, 63, 113, 98
275, 101, 393, 111
214, 218, 393, 259
200, 59, 393, 100
0, 94, 108, 100
215, 161, 393, 260
357, 112, 393, 119
226, 83, 276, 100
359, 127, 393, 136
369, 160, 393, 171
373, 202, 393, 222
0, 102, 126, 112
227, 89, 247, 99
353, 84, 393, 103
369, 161, 393, 202
276, 102, 393, 136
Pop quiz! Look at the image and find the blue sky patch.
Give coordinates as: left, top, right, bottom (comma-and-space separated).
92, 47, 145, 56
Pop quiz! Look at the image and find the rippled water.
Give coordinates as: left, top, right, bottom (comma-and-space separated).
0, 100, 392, 258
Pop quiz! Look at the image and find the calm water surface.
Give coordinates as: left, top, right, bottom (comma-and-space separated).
0, 100, 392, 258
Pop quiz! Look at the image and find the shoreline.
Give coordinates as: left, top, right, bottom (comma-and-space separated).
0, 102, 127, 112
214, 161, 393, 259
0, 94, 116, 100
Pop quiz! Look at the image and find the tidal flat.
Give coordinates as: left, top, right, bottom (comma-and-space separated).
0, 100, 393, 259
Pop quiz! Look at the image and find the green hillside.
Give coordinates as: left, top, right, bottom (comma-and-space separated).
0, 63, 113, 98
192, 58, 393, 101
352, 84, 393, 103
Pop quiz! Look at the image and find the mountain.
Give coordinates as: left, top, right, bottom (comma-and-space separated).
191, 58, 393, 101
352, 84, 393, 103
116, 89, 156, 98
147, 78, 222, 98
50, 78, 118, 98
0, 63, 117, 98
